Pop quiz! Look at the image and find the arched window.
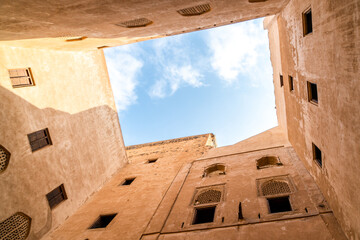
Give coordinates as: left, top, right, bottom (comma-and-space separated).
203, 164, 226, 177
0, 145, 10, 173
0, 212, 31, 240
261, 180, 291, 196
194, 190, 222, 205
256, 156, 282, 169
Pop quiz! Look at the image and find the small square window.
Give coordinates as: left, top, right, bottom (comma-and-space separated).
89, 214, 117, 229
46, 184, 67, 209
289, 75, 294, 92
267, 196, 292, 213
307, 81, 318, 104
121, 178, 135, 186
312, 143, 322, 167
302, 8, 313, 36
147, 158, 157, 164
280, 75, 284, 87
8, 68, 35, 88
27, 128, 52, 152
193, 206, 216, 225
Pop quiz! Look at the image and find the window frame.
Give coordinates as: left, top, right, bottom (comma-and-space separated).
267, 195, 292, 214
27, 128, 52, 152
302, 7, 313, 36
46, 184, 67, 209
307, 81, 318, 104
8, 68, 35, 88
312, 143, 322, 168
192, 205, 216, 225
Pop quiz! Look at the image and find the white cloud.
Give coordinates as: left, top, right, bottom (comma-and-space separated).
105, 46, 143, 112
148, 36, 205, 98
207, 19, 271, 85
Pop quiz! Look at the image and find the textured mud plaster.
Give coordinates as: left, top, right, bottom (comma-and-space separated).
0, 0, 288, 50
266, 0, 360, 238
0, 46, 127, 239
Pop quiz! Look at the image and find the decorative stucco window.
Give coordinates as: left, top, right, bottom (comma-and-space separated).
0, 145, 10, 173
177, 4, 211, 16
8, 68, 35, 88
116, 18, 153, 28
203, 164, 226, 177
0, 212, 31, 240
256, 156, 282, 169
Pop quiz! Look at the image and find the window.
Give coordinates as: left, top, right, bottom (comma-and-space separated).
249, 0, 268, 2
177, 4, 211, 16
193, 206, 216, 224
302, 8, 312, 36
116, 18, 153, 28
46, 184, 67, 209
194, 190, 221, 205
0, 145, 10, 173
27, 128, 52, 152
121, 178, 135, 186
147, 158, 157, 164
280, 75, 284, 87
267, 196, 292, 213
0, 212, 31, 240
89, 214, 117, 229
256, 156, 282, 169
261, 180, 291, 196
312, 143, 322, 167
8, 68, 34, 88
307, 81, 318, 104
289, 75, 294, 91
203, 164, 226, 177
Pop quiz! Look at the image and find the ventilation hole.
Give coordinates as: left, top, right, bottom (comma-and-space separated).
195, 190, 221, 205
249, 0, 268, 2
0, 213, 31, 240
256, 156, 282, 169
116, 18, 153, 28
97, 46, 109, 49
0, 145, 10, 173
261, 180, 291, 196
65, 36, 87, 42
177, 3, 211, 16
204, 164, 225, 177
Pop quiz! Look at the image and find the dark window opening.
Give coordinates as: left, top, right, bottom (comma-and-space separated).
89, 214, 117, 229
121, 178, 135, 186
268, 196, 292, 213
280, 75, 284, 87
303, 8, 312, 36
289, 75, 294, 91
312, 143, 322, 167
147, 158, 157, 163
8, 68, 35, 88
28, 128, 52, 152
307, 81, 318, 104
193, 206, 216, 224
238, 202, 244, 219
46, 184, 67, 209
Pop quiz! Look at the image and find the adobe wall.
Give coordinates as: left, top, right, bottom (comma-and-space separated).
46, 134, 215, 240
0, 46, 127, 239
266, 0, 360, 238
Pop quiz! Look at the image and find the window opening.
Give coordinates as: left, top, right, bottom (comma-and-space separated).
267, 196, 292, 213
280, 74, 283, 87
27, 128, 52, 152
0, 145, 10, 173
238, 202, 244, 219
312, 143, 322, 167
256, 156, 282, 169
302, 8, 312, 36
121, 178, 135, 186
289, 75, 294, 91
203, 164, 225, 177
116, 18, 153, 28
307, 81, 318, 104
192, 206, 216, 224
8, 68, 35, 88
147, 158, 157, 163
89, 214, 117, 229
46, 184, 67, 209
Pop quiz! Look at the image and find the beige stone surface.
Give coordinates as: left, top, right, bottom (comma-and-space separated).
0, 46, 126, 239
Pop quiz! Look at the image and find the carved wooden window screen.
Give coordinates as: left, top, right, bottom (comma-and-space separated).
177, 4, 211, 16
0, 213, 31, 240
0, 145, 10, 173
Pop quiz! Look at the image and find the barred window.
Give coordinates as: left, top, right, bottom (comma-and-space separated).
0, 213, 31, 240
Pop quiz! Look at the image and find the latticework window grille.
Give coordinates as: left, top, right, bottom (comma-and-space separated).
116, 18, 153, 28
256, 156, 282, 169
195, 190, 221, 205
177, 4, 211, 16
0, 213, 31, 240
261, 180, 291, 196
0, 145, 10, 173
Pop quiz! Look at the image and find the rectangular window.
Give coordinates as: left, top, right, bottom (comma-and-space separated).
89, 214, 117, 229
121, 177, 135, 186
289, 75, 294, 92
193, 206, 216, 224
27, 128, 52, 152
8, 68, 35, 88
312, 143, 322, 167
267, 196, 292, 213
280, 75, 284, 87
302, 8, 313, 36
46, 184, 67, 209
307, 81, 318, 104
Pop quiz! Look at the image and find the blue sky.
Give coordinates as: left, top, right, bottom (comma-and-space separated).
104, 18, 277, 147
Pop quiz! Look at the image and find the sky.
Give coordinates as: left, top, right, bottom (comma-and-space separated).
104, 18, 277, 147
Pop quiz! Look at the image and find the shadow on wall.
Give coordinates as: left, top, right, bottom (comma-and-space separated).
0, 86, 127, 240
